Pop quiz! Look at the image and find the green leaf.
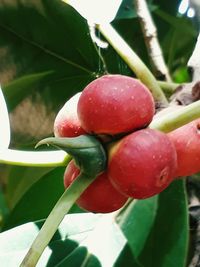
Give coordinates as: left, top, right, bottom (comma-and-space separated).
118, 196, 158, 258
3, 167, 66, 230
118, 180, 188, 266
113, 244, 142, 267
0, 1, 99, 105
37, 135, 107, 177
54, 247, 101, 267
153, 0, 180, 17
6, 165, 54, 209
0, 212, 134, 267
0, 0, 101, 144
116, 0, 157, 20
0, 188, 8, 230
154, 9, 197, 72
0, 213, 101, 267
139, 180, 189, 267
2, 71, 53, 111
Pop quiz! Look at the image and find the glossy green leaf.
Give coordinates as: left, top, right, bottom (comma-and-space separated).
139, 180, 189, 267
0, 0, 99, 106
118, 196, 158, 258
118, 180, 188, 266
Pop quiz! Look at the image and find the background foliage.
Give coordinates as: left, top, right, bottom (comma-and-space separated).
0, 0, 198, 266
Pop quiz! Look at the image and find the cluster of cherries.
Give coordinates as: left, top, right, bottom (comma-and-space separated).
54, 74, 200, 213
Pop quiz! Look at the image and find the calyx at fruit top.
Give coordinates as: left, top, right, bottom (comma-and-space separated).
36, 135, 106, 177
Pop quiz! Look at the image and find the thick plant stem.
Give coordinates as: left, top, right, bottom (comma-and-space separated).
150, 100, 200, 132
20, 172, 95, 267
0, 149, 69, 167
98, 23, 168, 108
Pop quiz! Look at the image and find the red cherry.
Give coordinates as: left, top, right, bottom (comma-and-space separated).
54, 93, 86, 137
77, 74, 155, 135
108, 129, 177, 199
64, 160, 128, 213
168, 119, 200, 177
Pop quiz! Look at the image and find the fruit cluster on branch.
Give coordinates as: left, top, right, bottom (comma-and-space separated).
54, 74, 200, 213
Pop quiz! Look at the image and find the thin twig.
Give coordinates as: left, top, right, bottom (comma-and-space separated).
134, 0, 172, 82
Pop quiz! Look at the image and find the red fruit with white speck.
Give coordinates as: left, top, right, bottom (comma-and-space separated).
64, 160, 128, 213
108, 129, 177, 199
77, 75, 155, 135
54, 93, 86, 137
168, 119, 200, 177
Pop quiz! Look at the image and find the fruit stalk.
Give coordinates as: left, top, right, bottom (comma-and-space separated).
20, 172, 96, 267
157, 80, 179, 95
98, 23, 168, 108
150, 100, 200, 132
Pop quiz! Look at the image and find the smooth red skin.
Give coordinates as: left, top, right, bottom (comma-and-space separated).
77, 75, 155, 135
54, 93, 86, 137
108, 129, 177, 199
168, 119, 200, 177
64, 160, 128, 213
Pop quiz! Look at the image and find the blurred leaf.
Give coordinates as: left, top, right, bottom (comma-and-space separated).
154, 9, 197, 73
153, 0, 181, 17
118, 196, 158, 258
2, 71, 53, 111
116, 0, 157, 20
172, 66, 190, 83
139, 180, 188, 267
3, 167, 65, 230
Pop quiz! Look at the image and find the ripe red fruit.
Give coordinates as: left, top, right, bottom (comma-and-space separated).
108, 129, 177, 199
168, 119, 200, 177
54, 93, 86, 137
64, 160, 128, 213
77, 74, 155, 135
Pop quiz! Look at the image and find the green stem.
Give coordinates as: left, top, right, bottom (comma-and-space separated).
20, 172, 95, 267
157, 80, 179, 95
0, 149, 69, 167
150, 100, 200, 132
98, 23, 168, 108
